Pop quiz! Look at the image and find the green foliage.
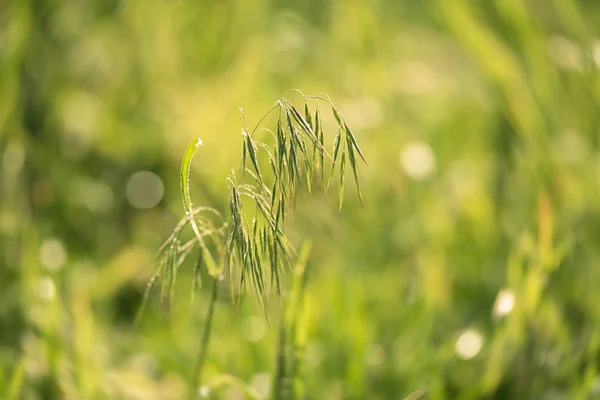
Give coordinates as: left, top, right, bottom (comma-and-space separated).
150, 95, 366, 316
2, 0, 600, 399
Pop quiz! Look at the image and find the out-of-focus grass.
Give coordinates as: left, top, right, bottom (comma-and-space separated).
2, 0, 600, 398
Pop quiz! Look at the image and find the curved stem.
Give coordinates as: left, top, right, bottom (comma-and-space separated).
190, 277, 219, 399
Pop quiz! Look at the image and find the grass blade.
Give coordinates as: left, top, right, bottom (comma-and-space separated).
347, 139, 364, 205
316, 109, 325, 185
180, 138, 203, 213
191, 250, 203, 306
242, 136, 247, 177
244, 131, 262, 181
327, 132, 342, 190
304, 102, 313, 129
344, 123, 367, 165
339, 150, 346, 211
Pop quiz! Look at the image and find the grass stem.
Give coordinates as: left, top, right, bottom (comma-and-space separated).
191, 277, 219, 399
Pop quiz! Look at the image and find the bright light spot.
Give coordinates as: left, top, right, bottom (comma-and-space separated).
126, 171, 164, 209
249, 372, 271, 399
242, 315, 266, 342
493, 288, 516, 318
400, 141, 436, 181
40, 238, 67, 271
365, 343, 385, 367
198, 386, 210, 397
36, 278, 56, 302
455, 329, 483, 359
548, 35, 583, 71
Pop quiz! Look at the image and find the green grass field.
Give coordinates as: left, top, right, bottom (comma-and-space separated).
2, 1, 600, 398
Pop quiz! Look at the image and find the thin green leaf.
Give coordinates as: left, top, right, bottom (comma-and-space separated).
288, 133, 298, 189
332, 107, 343, 126
344, 124, 367, 164
169, 245, 178, 310
244, 131, 262, 181
304, 157, 312, 194
316, 109, 325, 185
191, 250, 203, 305
242, 137, 247, 177
202, 247, 219, 278
347, 139, 364, 205
304, 102, 313, 129
180, 138, 203, 213
339, 151, 346, 211
327, 132, 342, 190
289, 104, 329, 158
277, 116, 286, 174
288, 104, 315, 140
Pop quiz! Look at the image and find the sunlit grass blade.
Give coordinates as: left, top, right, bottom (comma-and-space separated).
344, 123, 367, 165
304, 101, 313, 128
332, 106, 343, 125
181, 138, 203, 213
347, 139, 364, 205
288, 104, 315, 139
316, 109, 325, 185
286, 109, 308, 160
271, 235, 281, 296
276, 116, 286, 175
288, 103, 328, 157
253, 236, 268, 314
241, 136, 247, 177
288, 127, 298, 190
243, 130, 263, 182
136, 267, 161, 325
327, 132, 342, 190
169, 240, 181, 308
339, 151, 346, 211
190, 250, 203, 307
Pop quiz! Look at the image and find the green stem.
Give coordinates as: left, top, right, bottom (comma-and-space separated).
272, 318, 287, 400
191, 277, 219, 399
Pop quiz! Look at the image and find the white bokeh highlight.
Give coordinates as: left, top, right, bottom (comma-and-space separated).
126, 171, 164, 209
36, 278, 56, 302
455, 329, 484, 360
493, 288, 516, 318
400, 141, 436, 181
40, 238, 67, 272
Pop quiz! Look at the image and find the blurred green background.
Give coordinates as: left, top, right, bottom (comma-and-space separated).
3, 0, 600, 399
